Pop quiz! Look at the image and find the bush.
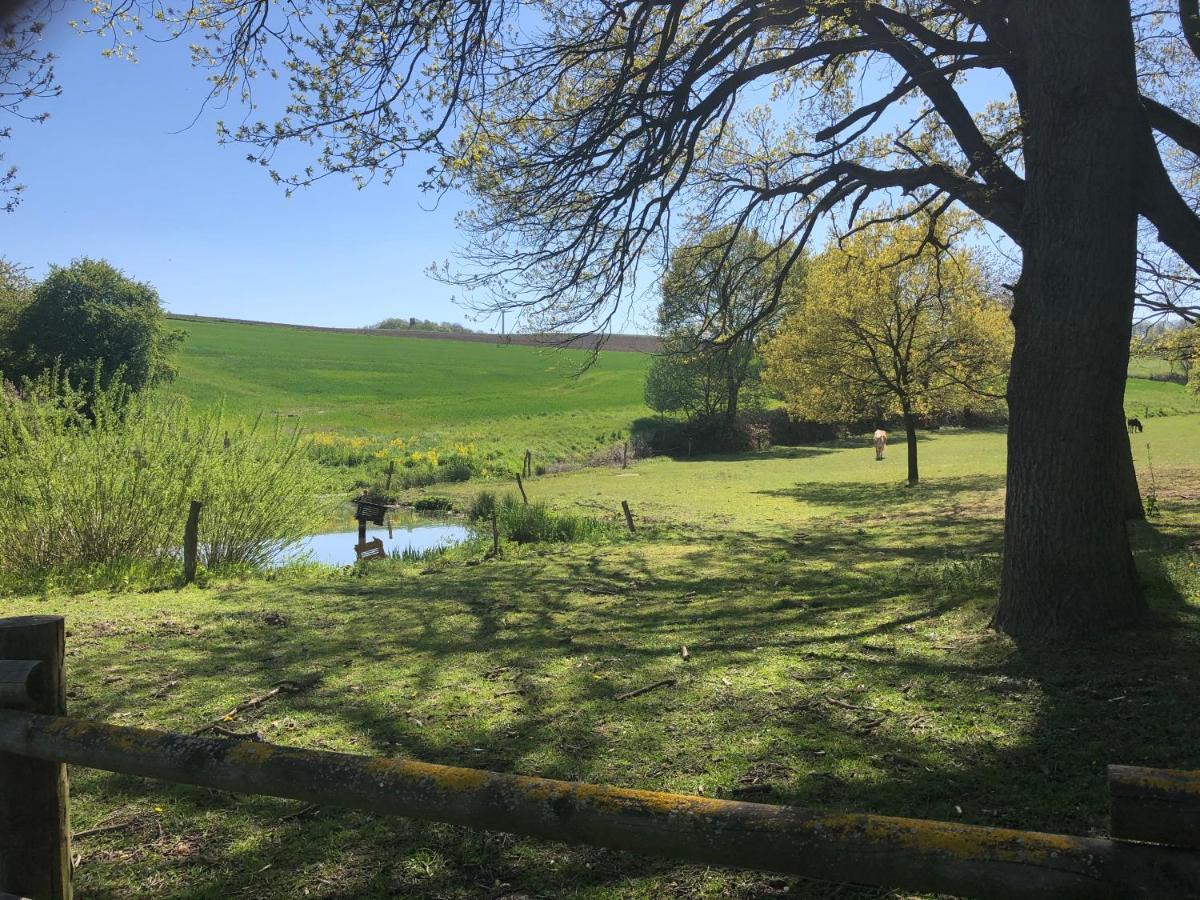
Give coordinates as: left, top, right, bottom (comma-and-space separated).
413, 496, 454, 512
465, 491, 612, 544
466, 490, 498, 522
631, 411, 838, 457
6, 258, 183, 396
0, 373, 332, 586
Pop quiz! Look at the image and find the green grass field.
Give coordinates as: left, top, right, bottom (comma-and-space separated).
11, 391, 1200, 897
34, 322, 1196, 896
169, 318, 651, 467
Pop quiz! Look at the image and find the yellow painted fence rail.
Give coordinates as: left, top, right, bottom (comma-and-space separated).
2, 616, 1199, 900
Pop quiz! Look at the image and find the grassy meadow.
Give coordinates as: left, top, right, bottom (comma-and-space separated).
8, 371, 1200, 896
169, 318, 651, 471
9, 322, 1200, 897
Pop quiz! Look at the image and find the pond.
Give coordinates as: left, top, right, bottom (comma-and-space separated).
282, 516, 471, 566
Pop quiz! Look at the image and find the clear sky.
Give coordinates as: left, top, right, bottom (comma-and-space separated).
0, 17, 486, 330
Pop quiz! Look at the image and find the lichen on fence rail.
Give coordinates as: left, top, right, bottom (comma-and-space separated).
1, 709, 1199, 899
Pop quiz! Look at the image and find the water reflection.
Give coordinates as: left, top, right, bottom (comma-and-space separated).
284, 516, 470, 566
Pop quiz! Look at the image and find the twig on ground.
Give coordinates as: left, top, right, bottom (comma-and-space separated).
614, 678, 676, 701
192, 674, 321, 735
73, 818, 142, 840
825, 696, 875, 712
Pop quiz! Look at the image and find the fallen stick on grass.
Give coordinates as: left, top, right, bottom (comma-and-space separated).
614, 678, 676, 701
824, 696, 875, 712
192, 674, 321, 735
72, 818, 142, 840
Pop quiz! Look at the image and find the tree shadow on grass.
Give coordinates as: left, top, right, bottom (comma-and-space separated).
667, 443, 846, 464
754, 473, 1007, 511
56, 507, 1200, 898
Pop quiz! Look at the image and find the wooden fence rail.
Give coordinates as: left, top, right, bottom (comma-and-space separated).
2, 615, 1199, 900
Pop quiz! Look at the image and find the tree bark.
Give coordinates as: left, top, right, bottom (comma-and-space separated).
902, 408, 919, 486
993, 2, 1146, 638
726, 371, 739, 422
1119, 426, 1145, 521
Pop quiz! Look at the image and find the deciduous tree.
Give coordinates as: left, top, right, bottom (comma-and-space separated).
652, 226, 800, 423
764, 215, 1009, 486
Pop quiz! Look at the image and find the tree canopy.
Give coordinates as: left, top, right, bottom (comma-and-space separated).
763, 214, 1010, 484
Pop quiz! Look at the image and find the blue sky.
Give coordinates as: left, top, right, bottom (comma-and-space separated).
0, 17, 482, 330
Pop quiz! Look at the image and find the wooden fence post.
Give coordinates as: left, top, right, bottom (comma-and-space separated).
1109, 764, 1200, 849
183, 500, 202, 585
516, 473, 529, 505
491, 510, 500, 556
0, 616, 72, 900
622, 441, 629, 469
621, 500, 636, 534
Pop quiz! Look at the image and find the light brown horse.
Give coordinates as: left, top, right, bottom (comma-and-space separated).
873, 429, 888, 461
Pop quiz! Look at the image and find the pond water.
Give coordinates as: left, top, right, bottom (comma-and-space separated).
282, 517, 471, 566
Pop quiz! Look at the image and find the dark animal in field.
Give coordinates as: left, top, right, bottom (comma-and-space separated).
1127, 417, 1143, 433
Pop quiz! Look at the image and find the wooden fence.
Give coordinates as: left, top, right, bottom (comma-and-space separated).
2, 615, 1199, 900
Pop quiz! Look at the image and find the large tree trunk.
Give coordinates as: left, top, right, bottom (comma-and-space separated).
902, 407, 919, 486
993, 2, 1146, 638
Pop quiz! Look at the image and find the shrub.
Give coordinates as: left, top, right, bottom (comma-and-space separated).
6, 258, 184, 396
466, 490, 498, 522
439, 458, 473, 482
413, 495, 454, 512
492, 493, 612, 544
0, 373, 332, 586
392, 543, 449, 562
194, 416, 333, 568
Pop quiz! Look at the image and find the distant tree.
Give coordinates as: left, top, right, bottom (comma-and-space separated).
1139, 322, 1199, 390
652, 227, 802, 423
764, 216, 1011, 486
8, 259, 184, 394
371, 317, 472, 333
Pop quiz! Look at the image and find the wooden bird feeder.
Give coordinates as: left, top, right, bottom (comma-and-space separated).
355, 498, 386, 525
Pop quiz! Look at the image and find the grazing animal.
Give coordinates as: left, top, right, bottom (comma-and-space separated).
873, 428, 888, 461
1127, 417, 1143, 433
